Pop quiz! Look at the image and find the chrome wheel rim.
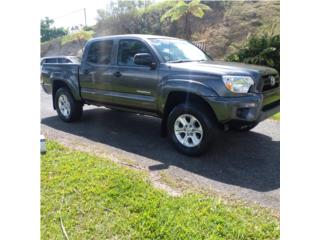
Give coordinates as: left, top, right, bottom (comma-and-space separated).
58, 94, 71, 118
174, 114, 203, 148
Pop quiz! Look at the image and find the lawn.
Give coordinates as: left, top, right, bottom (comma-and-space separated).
41, 141, 280, 240
271, 113, 280, 120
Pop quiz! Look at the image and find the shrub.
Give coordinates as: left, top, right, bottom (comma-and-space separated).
226, 34, 280, 72
61, 30, 94, 45
83, 26, 94, 32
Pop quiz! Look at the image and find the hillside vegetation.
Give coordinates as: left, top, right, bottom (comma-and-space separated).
41, 0, 279, 60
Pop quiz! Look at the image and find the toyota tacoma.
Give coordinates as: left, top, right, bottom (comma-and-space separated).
41, 34, 280, 156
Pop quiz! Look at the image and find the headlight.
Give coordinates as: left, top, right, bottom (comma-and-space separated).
222, 75, 254, 93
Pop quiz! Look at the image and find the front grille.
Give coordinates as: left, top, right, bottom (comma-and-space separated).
259, 74, 280, 92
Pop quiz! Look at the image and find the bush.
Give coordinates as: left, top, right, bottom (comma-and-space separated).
61, 30, 94, 45
83, 26, 94, 32
226, 34, 280, 72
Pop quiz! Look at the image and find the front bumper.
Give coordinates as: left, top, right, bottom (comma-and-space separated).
205, 87, 280, 123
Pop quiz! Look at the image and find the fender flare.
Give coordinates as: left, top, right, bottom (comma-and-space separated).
50, 72, 81, 101
158, 79, 218, 115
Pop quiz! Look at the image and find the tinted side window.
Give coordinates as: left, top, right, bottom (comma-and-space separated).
117, 39, 151, 66
87, 40, 113, 65
45, 58, 57, 63
58, 58, 71, 63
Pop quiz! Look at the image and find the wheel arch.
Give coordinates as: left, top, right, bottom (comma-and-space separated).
160, 90, 218, 137
52, 80, 78, 109
158, 79, 217, 114
163, 91, 217, 120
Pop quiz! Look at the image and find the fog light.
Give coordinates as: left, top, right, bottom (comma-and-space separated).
236, 108, 250, 118
245, 103, 256, 108
236, 107, 256, 121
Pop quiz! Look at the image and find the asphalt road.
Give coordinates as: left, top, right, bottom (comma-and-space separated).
41, 89, 280, 209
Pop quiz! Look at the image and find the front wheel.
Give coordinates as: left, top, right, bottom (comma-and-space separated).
167, 103, 216, 156
55, 88, 83, 122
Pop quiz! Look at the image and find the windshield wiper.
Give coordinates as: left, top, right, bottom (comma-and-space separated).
167, 59, 194, 63
197, 59, 208, 62
168, 59, 208, 63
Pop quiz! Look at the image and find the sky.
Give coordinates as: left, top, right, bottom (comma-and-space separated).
40, 0, 109, 28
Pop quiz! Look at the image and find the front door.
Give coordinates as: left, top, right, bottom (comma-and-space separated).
111, 39, 159, 112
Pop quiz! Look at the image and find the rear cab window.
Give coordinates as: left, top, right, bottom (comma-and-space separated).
58, 58, 72, 63
87, 40, 114, 65
44, 58, 58, 64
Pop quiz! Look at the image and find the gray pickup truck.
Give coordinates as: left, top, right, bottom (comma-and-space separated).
41, 34, 280, 156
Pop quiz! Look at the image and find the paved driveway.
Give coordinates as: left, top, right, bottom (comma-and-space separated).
41, 89, 280, 209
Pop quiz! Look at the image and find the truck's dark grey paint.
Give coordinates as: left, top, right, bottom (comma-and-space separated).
41, 34, 280, 155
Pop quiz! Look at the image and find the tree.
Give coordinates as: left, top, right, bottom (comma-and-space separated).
160, 0, 211, 40
41, 17, 68, 42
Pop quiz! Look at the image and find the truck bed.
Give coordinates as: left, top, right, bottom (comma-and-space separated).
41, 63, 80, 96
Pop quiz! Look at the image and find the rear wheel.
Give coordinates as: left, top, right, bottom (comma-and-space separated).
55, 88, 83, 122
167, 103, 216, 156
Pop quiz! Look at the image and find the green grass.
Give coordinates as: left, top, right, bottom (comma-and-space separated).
271, 113, 280, 120
41, 141, 280, 240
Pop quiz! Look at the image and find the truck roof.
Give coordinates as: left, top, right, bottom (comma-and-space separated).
87, 34, 179, 43
41, 56, 78, 59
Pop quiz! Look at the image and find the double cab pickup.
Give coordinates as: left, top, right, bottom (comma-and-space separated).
41, 34, 280, 156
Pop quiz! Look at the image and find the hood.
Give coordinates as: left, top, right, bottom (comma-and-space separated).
167, 60, 278, 78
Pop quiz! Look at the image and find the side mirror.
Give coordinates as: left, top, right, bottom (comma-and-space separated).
133, 53, 156, 69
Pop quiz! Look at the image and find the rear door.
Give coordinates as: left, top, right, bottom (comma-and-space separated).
111, 39, 159, 112
79, 39, 116, 104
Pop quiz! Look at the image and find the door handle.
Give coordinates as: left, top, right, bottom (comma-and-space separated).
83, 69, 90, 74
113, 71, 122, 77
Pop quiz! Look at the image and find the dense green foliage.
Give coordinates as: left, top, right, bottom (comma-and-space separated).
226, 34, 280, 72
41, 140, 280, 239
41, 17, 68, 43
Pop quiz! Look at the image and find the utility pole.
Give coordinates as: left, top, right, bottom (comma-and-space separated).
84, 8, 87, 26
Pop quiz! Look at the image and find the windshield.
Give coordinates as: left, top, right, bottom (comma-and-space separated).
149, 38, 210, 63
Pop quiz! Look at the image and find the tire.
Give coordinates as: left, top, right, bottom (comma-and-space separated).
230, 122, 258, 132
167, 103, 217, 156
55, 88, 83, 122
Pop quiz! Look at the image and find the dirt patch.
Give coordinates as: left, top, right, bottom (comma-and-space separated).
41, 38, 85, 57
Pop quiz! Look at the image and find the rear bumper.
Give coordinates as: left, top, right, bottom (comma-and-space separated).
205, 87, 280, 124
